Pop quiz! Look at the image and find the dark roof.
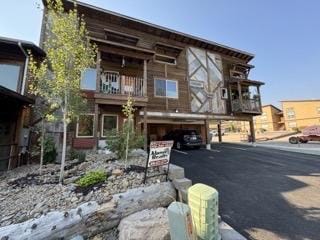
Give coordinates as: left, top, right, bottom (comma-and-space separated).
262, 104, 281, 112
281, 99, 320, 103
0, 86, 34, 105
0, 36, 45, 57
43, 0, 254, 62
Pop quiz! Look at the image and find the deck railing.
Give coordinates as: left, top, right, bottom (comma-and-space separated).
232, 99, 261, 113
100, 72, 145, 97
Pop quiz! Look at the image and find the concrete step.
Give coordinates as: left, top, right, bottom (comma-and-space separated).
177, 189, 188, 203
167, 164, 185, 180
173, 178, 192, 191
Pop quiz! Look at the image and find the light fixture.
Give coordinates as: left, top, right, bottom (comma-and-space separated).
121, 56, 125, 68
175, 109, 179, 113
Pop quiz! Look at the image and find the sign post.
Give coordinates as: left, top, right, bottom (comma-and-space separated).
143, 140, 174, 184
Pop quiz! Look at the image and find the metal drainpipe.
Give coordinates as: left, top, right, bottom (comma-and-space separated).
18, 42, 29, 95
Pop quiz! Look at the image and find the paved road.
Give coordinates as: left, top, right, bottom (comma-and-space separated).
171, 143, 320, 240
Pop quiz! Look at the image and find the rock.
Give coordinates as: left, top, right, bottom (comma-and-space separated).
70, 235, 84, 240
118, 208, 170, 240
112, 169, 123, 176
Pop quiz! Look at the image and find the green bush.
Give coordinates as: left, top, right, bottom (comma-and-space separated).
76, 170, 107, 188
105, 120, 144, 160
44, 136, 57, 164
69, 149, 86, 162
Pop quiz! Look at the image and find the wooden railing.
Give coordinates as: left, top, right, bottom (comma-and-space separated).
100, 72, 145, 97
232, 99, 261, 113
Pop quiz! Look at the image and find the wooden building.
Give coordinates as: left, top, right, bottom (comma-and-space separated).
0, 37, 45, 170
41, 0, 264, 150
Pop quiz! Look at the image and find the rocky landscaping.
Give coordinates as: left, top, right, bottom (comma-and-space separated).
0, 149, 167, 229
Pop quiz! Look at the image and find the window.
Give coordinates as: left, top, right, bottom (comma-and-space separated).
154, 54, 176, 65
317, 107, 320, 114
76, 114, 94, 137
261, 112, 268, 121
81, 68, 96, 90
0, 63, 21, 92
102, 115, 118, 137
286, 108, 295, 119
154, 79, 178, 98
221, 88, 228, 100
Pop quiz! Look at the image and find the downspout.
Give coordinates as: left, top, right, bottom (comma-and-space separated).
18, 42, 29, 95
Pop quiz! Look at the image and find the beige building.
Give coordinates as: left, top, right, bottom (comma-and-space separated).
254, 105, 283, 132
281, 100, 320, 130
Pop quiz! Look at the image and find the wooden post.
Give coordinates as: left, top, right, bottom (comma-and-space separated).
237, 81, 243, 111
217, 122, 222, 143
143, 60, 147, 97
249, 118, 256, 143
96, 50, 101, 92
205, 119, 211, 150
143, 107, 148, 151
93, 104, 99, 150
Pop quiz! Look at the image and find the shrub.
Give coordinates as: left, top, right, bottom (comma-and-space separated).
44, 136, 57, 164
106, 120, 144, 160
76, 170, 107, 188
69, 149, 86, 162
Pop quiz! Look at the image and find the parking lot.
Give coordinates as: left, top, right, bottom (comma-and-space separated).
171, 143, 320, 240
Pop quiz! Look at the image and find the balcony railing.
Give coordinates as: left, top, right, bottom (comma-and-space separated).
232, 98, 261, 113
100, 72, 145, 97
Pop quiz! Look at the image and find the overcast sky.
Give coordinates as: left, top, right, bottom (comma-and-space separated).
1, 0, 319, 107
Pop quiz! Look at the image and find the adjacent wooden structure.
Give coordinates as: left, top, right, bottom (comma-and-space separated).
41, 0, 264, 149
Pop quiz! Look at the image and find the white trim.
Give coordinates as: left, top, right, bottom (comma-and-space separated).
101, 114, 118, 137
154, 78, 179, 99
154, 54, 177, 65
76, 114, 95, 138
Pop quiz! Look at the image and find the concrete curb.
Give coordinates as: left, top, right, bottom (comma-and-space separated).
219, 221, 247, 240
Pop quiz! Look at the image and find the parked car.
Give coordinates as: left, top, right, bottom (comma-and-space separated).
289, 125, 320, 144
163, 129, 202, 150
210, 129, 225, 136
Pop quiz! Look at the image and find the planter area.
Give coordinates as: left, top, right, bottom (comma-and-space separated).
0, 149, 167, 229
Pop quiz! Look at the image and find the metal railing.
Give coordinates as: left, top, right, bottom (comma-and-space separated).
100, 72, 145, 97
232, 99, 261, 113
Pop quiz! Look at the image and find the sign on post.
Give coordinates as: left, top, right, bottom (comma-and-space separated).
144, 140, 174, 183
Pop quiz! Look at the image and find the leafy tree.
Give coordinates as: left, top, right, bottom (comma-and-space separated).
106, 95, 144, 167
28, 0, 96, 183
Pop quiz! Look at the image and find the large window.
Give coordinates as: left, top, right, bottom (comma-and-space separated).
286, 108, 295, 119
76, 114, 94, 137
81, 68, 96, 90
102, 114, 118, 137
0, 63, 21, 92
154, 79, 178, 98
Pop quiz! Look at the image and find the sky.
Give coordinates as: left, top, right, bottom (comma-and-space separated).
0, 0, 319, 108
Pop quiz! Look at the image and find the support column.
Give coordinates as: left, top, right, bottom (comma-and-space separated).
217, 122, 222, 143
93, 104, 99, 150
249, 118, 256, 143
205, 119, 211, 150
143, 60, 147, 97
143, 107, 148, 151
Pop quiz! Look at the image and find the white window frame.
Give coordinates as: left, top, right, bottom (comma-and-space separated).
154, 54, 177, 65
154, 78, 179, 99
76, 114, 95, 138
101, 114, 118, 137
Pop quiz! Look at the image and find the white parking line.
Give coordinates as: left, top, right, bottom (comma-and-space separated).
221, 146, 247, 151
172, 149, 188, 155
206, 149, 221, 152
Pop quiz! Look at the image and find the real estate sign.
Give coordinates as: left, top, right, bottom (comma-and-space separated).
148, 141, 174, 167
144, 140, 174, 183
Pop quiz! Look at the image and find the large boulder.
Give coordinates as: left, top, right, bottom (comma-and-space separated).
118, 208, 170, 240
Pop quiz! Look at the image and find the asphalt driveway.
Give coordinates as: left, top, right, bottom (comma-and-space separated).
171, 143, 320, 240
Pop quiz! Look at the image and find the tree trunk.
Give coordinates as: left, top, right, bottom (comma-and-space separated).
39, 119, 45, 175
59, 112, 67, 184
0, 182, 176, 240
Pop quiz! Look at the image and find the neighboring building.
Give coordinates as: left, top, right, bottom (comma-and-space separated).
41, 0, 264, 150
254, 105, 283, 132
281, 100, 320, 130
0, 36, 45, 171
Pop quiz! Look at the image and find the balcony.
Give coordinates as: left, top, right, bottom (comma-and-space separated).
232, 98, 261, 114
94, 71, 148, 106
